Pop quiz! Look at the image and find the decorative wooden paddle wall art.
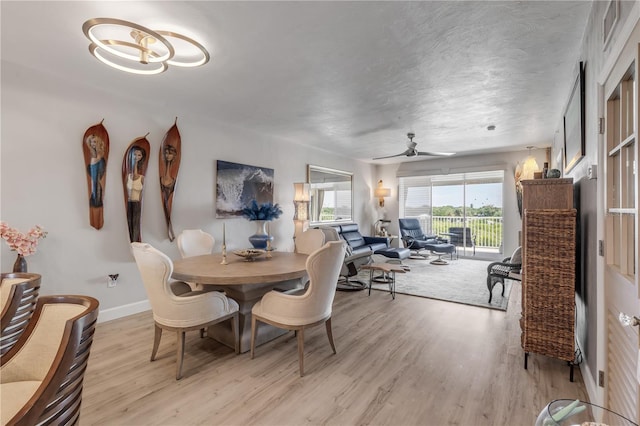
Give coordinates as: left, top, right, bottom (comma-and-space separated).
159, 118, 181, 241
122, 135, 150, 243
83, 120, 110, 230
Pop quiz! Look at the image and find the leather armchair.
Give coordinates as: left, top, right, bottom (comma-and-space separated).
398, 218, 441, 257
336, 223, 388, 255
318, 226, 373, 290
1, 295, 99, 426
1, 273, 41, 355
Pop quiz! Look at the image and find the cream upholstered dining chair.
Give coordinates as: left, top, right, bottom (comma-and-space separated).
284, 228, 327, 294
295, 228, 325, 255
177, 229, 215, 258
1, 273, 41, 355
131, 242, 240, 380
177, 229, 216, 291
250, 240, 346, 377
1, 295, 99, 426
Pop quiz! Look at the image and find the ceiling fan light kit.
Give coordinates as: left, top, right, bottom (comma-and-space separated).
82, 18, 210, 75
372, 132, 455, 160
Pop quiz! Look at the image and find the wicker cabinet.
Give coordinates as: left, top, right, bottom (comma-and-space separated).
520, 179, 576, 380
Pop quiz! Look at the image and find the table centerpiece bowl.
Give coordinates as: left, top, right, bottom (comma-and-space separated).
233, 249, 266, 261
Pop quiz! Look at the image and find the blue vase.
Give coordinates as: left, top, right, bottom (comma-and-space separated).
248, 220, 274, 249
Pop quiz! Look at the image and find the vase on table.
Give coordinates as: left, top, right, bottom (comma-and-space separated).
13, 254, 27, 273
248, 220, 273, 249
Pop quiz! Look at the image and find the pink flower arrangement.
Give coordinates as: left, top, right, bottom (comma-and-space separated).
0, 222, 47, 256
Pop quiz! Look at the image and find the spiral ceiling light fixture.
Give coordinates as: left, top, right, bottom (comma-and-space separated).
82, 18, 210, 75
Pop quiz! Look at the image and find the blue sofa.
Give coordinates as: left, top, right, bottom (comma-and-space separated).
331, 224, 389, 256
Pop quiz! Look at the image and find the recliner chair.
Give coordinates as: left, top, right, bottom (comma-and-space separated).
399, 218, 456, 264
398, 218, 440, 259
317, 226, 372, 290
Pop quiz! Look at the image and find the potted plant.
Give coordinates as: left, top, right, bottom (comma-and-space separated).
0, 222, 47, 272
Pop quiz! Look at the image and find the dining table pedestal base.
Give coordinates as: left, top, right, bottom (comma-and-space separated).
171, 252, 309, 354
207, 280, 300, 353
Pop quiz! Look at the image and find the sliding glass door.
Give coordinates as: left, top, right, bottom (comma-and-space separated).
400, 170, 504, 259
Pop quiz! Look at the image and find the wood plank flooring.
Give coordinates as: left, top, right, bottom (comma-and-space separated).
80, 283, 588, 425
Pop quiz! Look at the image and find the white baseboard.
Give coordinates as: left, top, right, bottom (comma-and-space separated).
578, 342, 604, 406
98, 299, 150, 323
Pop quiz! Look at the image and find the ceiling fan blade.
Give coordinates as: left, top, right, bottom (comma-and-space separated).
373, 152, 409, 160
416, 151, 455, 157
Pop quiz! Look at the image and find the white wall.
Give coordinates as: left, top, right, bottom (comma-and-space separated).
0, 62, 375, 319
551, 0, 639, 406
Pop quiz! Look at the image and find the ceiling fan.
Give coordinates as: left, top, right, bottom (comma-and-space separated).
373, 132, 455, 160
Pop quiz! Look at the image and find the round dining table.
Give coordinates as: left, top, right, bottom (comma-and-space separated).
172, 251, 308, 353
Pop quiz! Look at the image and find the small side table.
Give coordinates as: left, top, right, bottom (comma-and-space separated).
361, 263, 407, 300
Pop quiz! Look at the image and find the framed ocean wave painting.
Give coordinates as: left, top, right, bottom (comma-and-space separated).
215, 160, 274, 218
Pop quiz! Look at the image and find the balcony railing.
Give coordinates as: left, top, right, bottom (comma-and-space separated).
415, 216, 503, 252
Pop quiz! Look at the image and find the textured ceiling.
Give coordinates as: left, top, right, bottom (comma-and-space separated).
1, 1, 592, 163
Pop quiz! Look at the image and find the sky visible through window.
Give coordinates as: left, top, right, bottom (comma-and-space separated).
406, 183, 502, 207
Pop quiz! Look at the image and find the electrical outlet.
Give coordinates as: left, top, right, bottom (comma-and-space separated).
107, 274, 119, 288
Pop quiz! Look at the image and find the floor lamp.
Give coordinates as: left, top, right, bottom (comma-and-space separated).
293, 183, 310, 239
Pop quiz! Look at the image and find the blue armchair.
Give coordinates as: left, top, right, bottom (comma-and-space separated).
398, 218, 456, 264
398, 218, 439, 257
318, 224, 388, 290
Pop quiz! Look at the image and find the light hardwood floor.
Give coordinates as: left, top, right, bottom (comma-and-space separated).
81, 283, 588, 425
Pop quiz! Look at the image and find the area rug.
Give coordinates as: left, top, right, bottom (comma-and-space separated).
359, 256, 513, 311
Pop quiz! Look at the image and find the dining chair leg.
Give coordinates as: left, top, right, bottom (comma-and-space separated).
151, 324, 162, 361
250, 316, 257, 359
325, 317, 337, 354
297, 327, 305, 377
231, 313, 240, 354
200, 328, 206, 338
176, 330, 186, 380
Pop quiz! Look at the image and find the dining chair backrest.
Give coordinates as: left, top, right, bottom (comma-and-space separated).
295, 228, 325, 255
301, 241, 346, 322
177, 229, 215, 258
131, 242, 183, 322
1, 295, 99, 426
1, 273, 41, 355
131, 242, 236, 329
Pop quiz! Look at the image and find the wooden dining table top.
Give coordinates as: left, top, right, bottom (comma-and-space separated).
172, 251, 308, 285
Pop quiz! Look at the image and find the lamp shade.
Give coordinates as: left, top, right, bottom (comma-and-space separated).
521, 156, 540, 180
293, 182, 310, 202
375, 179, 391, 207
374, 187, 391, 198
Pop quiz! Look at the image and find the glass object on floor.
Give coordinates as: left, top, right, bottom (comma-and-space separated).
535, 399, 637, 426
